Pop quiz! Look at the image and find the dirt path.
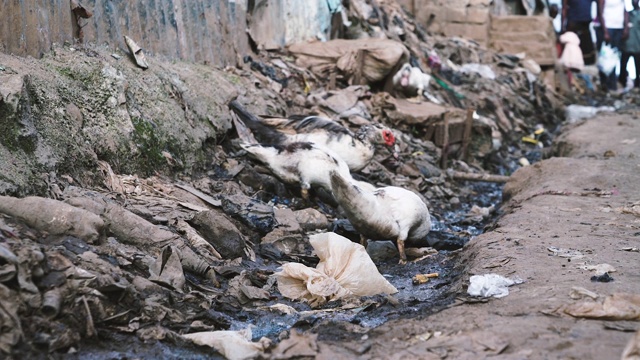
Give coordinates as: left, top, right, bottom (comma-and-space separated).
320, 111, 640, 359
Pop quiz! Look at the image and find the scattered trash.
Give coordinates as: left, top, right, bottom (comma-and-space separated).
270, 330, 319, 359
591, 273, 614, 283
0, 196, 104, 244
111, 53, 122, 60
518, 157, 531, 166
581, 263, 616, 276
124, 35, 149, 69
459, 63, 496, 80
621, 330, 640, 360
288, 38, 409, 85
621, 247, 640, 253
467, 274, 524, 298
569, 287, 599, 300
547, 246, 585, 260
563, 293, 640, 320
275, 232, 397, 307
182, 327, 271, 360
617, 203, 640, 218
565, 104, 615, 123
412, 272, 439, 285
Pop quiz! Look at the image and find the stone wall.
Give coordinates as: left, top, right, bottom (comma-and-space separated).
399, 0, 493, 46
0, 0, 249, 67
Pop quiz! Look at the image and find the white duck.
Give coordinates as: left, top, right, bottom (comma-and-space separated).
240, 142, 376, 200
392, 63, 440, 104
329, 170, 432, 264
229, 100, 396, 172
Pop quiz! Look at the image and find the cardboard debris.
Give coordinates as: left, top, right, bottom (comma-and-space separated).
271, 330, 319, 359
563, 293, 640, 320
149, 246, 185, 292
622, 330, 640, 360
182, 327, 271, 360
581, 263, 616, 276
0, 196, 105, 244
289, 38, 409, 85
275, 232, 397, 307
124, 35, 149, 69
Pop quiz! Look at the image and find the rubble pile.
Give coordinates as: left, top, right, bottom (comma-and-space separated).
0, 0, 594, 358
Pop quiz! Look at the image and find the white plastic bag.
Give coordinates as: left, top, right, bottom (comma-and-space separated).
559, 31, 584, 71
597, 43, 620, 76
275, 232, 398, 307
467, 273, 524, 298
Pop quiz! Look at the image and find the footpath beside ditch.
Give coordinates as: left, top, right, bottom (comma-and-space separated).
323, 110, 640, 359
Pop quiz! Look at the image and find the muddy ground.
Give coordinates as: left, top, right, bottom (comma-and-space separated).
314, 111, 640, 359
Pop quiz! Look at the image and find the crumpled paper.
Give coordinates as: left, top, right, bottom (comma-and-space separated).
563, 293, 640, 320
275, 232, 397, 307
182, 327, 271, 360
622, 330, 640, 360
467, 274, 524, 298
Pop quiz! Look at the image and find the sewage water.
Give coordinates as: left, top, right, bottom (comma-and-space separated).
60, 181, 505, 359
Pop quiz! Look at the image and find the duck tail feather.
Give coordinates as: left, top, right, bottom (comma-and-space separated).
228, 100, 286, 144
232, 113, 259, 144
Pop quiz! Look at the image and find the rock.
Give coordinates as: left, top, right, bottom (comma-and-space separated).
274, 207, 301, 233
220, 194, 275, 234
0, 47, 284, 196
415, 160, 442, 178
293, 208, 329, 231
189, 210, 247, 260
366, 240, 398, 261
237, 167, 289, 197
261, 229, 306, 254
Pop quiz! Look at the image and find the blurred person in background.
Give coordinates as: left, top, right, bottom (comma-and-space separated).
620, 0, 640, 89
562, 0, 597, 65
593, 0, 628, 91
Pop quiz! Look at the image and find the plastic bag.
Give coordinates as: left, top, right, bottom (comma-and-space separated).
275, 232, 398, 307
597, 43, 620, 76
559, 31, 584, 71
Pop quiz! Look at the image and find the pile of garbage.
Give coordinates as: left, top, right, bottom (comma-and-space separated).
0, 0, 584, 358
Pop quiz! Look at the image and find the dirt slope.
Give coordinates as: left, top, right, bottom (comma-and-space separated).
322, 111, 640, 359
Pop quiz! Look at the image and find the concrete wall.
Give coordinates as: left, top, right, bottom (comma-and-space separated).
399, 0, 493, 46
0, 0, 249, 67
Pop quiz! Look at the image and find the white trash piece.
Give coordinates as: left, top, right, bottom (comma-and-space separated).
459, 63, 496, 80
275, 232, 398, 307
467, 273, 524, 298
565, 104, 615, 123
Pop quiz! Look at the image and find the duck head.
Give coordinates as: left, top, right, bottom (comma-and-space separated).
357, 124, 396, 147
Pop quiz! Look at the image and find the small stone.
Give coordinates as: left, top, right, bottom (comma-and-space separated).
293, 208, 329, 231
261, 229, 306, 254
366, 240, 398, 262
449, 197, 460, 205
274, 207, 301, 233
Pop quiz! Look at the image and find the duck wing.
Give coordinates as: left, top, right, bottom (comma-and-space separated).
242, 143, 354, 192
229, 100, 287, 144
374, 187, 431, 242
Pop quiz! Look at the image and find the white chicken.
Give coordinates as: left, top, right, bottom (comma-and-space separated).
392, 63, 440, 104
329, 170, 432, 264
240, 142, 376, 200
229, 100, 395, 172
